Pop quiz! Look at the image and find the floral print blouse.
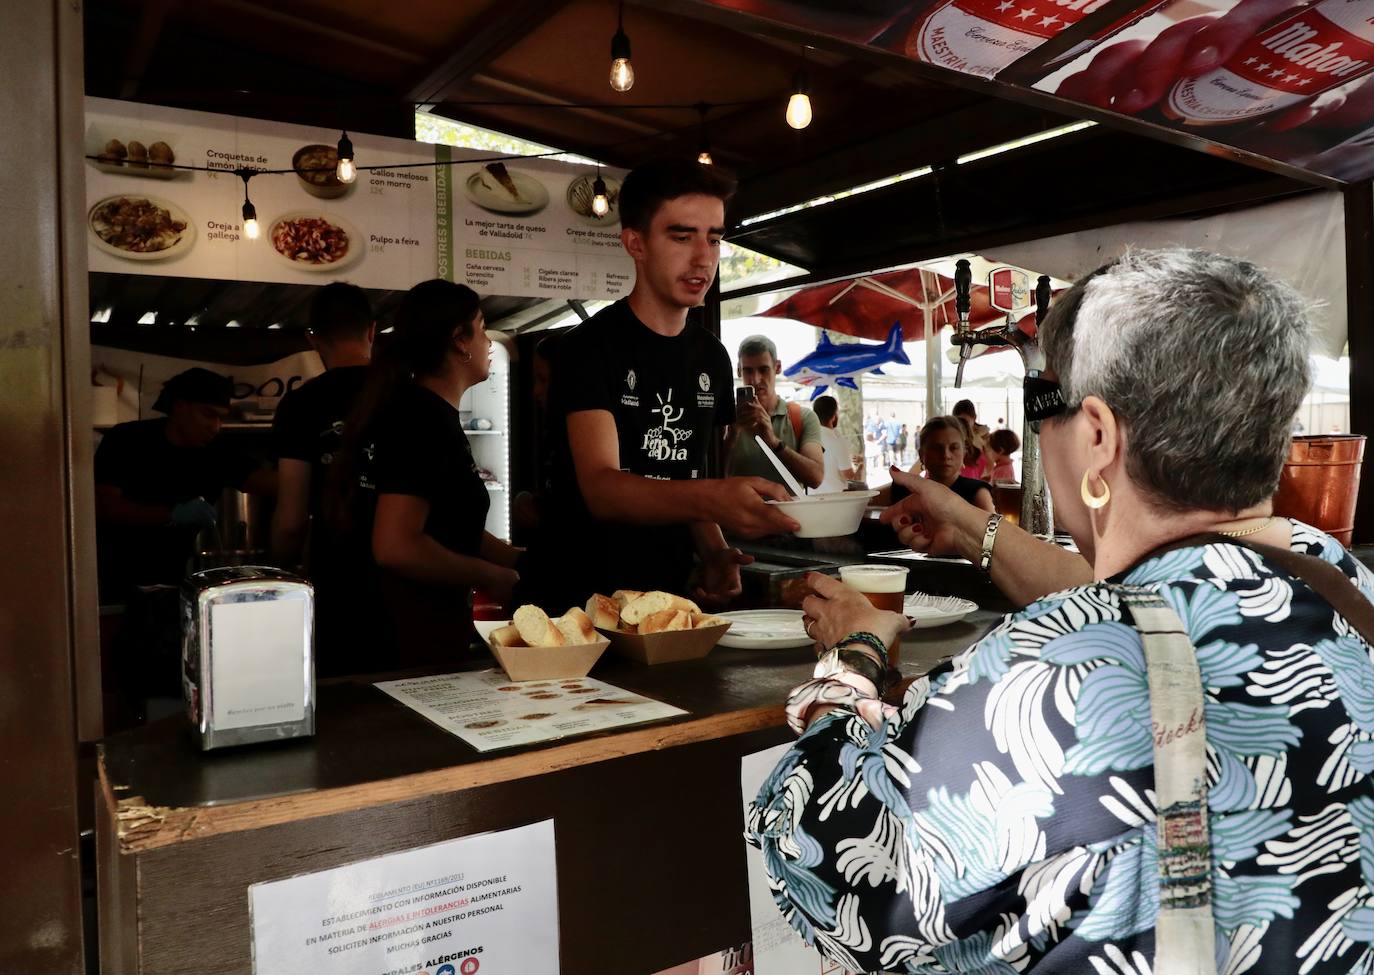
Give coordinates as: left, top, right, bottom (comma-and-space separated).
746, 522, 1374, 974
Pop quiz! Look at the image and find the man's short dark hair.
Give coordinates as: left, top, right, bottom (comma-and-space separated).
619, 158, 736, 232
952, 399, 976, 418
308, 282, 372, 341
813, 395, 838, 425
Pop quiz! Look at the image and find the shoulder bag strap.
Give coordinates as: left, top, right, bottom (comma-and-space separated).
788, 401, 802, 443
1233, 537, 1374, 648
1115, 585, 1218, 975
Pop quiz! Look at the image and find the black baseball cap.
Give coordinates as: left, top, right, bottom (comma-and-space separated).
152, 367, 233, 414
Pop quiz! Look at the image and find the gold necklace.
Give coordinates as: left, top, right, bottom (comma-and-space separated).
1219, 516, 1274, 538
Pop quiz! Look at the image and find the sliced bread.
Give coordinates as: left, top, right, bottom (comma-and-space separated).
513, 605, 564, 647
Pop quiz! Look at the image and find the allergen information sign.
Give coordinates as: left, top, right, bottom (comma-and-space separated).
249, 819, 559, 974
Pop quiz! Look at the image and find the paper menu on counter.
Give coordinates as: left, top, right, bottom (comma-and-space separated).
375, 670, 686, 753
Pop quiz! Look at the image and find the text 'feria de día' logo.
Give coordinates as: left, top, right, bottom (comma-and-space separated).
698, 372, 711, 392
625, 368, 637, 392
643, 388, 692, 462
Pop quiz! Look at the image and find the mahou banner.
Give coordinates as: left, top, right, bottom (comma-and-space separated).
703, 0, 1374, 183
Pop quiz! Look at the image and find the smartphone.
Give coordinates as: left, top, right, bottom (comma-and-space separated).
735, 386, 755, 406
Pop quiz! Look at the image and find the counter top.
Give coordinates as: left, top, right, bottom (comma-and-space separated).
101, 612, 1000, 852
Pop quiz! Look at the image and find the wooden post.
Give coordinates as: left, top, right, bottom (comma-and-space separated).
1347, 182, 1374, 543
0, 0, 93, 970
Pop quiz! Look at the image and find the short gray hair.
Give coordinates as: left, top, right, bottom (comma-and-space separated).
1040, 248, 1312, 513
738, 334, 778, 363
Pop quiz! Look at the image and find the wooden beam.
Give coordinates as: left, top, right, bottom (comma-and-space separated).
1346, 181, 1374, 542
408, 0, 570, 106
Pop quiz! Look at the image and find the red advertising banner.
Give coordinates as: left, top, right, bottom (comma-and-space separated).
702, 0, 1374, 183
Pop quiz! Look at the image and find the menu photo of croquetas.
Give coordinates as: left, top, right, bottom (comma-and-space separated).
88, 195, 195, 261
86, 125, 183, 180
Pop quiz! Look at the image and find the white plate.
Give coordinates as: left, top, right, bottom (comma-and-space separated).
464, 166, 549, 215
904, 592, 979, 629
88, 195, 195, 262
715, 610, 812, 650
267, 211, 363, 272
565, 173, 623, 227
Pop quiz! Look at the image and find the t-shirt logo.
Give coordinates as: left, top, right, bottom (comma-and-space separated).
625, 369, 637, 392
698, 372, 711, 392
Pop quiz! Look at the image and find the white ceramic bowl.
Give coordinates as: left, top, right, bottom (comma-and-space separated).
767, 490, 878, 538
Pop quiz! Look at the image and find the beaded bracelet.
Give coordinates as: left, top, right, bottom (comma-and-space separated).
837, 631, 888, 663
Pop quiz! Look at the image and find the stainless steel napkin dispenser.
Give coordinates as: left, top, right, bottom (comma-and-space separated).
181, 566, 315, 750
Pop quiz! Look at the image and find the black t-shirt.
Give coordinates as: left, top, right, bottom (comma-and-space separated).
527, 300, 734, 605
890, 474, 991, 506
271, 365, 369, 519
357, 382, 489, 559
94, 418, 257, 594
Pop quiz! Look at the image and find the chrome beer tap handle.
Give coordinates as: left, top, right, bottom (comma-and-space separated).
952, 258, 973, 388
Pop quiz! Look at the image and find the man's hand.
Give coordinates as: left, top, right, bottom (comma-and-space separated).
693, 546, 753, 607
800, 570, 908, 652
735, 398, 774, 445
168, 497, 217, 530
1055, 0, 1301, 114
878, 468, 981, 558
711, 477, 800, 537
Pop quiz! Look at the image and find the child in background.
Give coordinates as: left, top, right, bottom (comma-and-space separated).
983, 428, 1020, 483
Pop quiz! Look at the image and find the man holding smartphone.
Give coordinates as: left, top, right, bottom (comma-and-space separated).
726, 334, 824, 491
517, 159, 798, 610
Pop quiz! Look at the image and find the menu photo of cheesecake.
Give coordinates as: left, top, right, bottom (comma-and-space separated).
464, 162, 549, 215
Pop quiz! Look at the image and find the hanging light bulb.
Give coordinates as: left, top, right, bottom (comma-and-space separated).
696, 103, 713, 165
242, 200, 260, 240
786, 67, 812, 130
609, 2, 634, 92
591, 174, 610, 217
239, 170, 260, 240
336, 130, 356, 184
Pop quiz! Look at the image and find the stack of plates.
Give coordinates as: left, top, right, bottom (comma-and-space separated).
904, 592, 978, 629
715, 610, 811, 650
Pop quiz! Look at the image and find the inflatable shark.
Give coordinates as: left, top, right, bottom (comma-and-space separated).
783, 321, 910, 398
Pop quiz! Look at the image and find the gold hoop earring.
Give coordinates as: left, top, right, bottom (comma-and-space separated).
1080, 470, 1110, 509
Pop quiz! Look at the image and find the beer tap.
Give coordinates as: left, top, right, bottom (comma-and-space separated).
952, 258, 972, 388
947, 263, 1056, 537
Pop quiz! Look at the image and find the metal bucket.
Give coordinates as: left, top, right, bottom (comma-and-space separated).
1272, 435, 1366, 546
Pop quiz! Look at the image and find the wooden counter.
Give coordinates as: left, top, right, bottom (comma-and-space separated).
97, 615, 998, 975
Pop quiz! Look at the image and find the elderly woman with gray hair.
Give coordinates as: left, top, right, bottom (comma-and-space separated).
747, 249, 1374, 974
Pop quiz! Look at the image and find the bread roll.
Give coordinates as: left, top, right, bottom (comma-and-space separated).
640, 609, 692, 634
692, 614, 726, 629
585, 594, 620, 630
513, 605, 564, 647
490, 624, 524, 647
555, 607, 596, 646
621, 591, 702, 626
611, 589, 644, 610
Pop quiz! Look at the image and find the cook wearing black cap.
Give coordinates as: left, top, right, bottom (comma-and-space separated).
94, 367, 276, 599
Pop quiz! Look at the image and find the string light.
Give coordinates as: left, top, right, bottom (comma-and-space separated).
609, 2, 634, 93
786, 66, 812, 130
591, 164, 610, 217
238, 170, 260, 240
696, 103, 713, 165
336, 130, 356, 183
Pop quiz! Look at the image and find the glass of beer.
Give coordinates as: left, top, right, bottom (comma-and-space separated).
836, 564, 909, 667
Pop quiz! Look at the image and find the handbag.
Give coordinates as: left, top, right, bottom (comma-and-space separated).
1115, 533, 1374, 975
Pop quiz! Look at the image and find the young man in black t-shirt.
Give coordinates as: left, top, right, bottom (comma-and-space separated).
521, 159, 798, 609
270, 282, 374, 567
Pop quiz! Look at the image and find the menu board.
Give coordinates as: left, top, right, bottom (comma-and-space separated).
436, 146, 634, 300
84, 97, 634, 299
85, 97, 436, 290
375, 670, 686, 753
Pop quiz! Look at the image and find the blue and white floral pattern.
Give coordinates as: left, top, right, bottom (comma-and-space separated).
747, 522, 1374, 973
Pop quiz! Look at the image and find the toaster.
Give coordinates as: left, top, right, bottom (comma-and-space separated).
181, 566, 315, 750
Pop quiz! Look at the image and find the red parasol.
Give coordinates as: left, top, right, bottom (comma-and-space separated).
758, 265, 1029, 343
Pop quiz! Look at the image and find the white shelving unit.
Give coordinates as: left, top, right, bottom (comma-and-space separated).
460, 342, 511, 540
